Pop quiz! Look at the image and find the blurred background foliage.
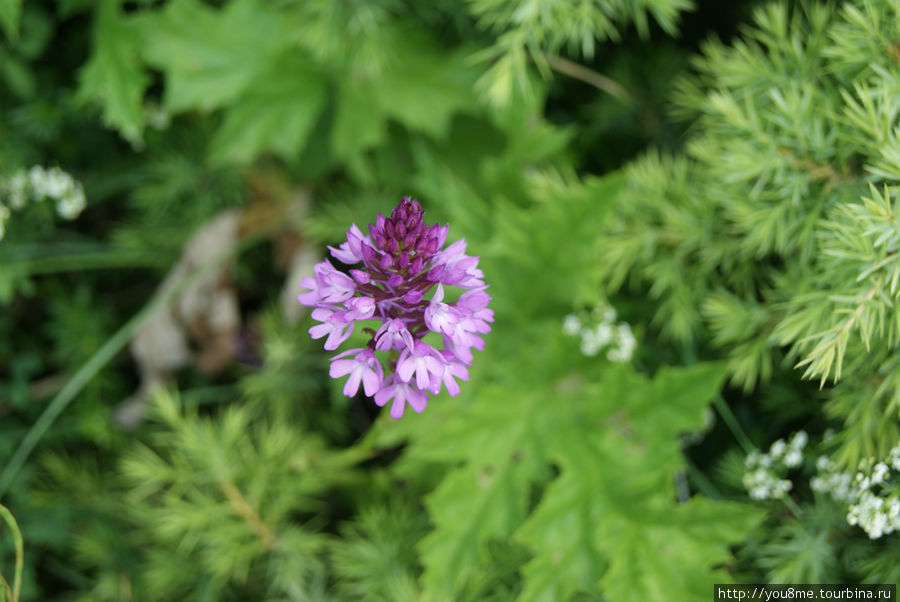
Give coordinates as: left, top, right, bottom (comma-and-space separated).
1, 0, 899, 600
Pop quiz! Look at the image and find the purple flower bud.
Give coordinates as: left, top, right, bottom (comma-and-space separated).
403, 289, 424, 304
398, 251, 410, 268
350, 269, 370, 284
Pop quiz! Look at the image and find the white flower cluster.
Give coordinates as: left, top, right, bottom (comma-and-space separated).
562, 302, 636, 362
0, 166, 87, 240
814, 444, 900, 539
810, 456, 855, 503
742, 431, 808, 500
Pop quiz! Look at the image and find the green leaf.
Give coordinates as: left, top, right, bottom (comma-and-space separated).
516, 363, 762, 602
77, 2, 149, 143
330, 79, 388, 161
419, 459, 537, 600
0, 0, 21, 41
375, 40, 478, 139
141, 0, 288, 113
376, 319, 760, 601
208, 51, 326, 164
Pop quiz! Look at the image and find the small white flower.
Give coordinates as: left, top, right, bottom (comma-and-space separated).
872, 462, 889, 485
3, 165, 86, 222
44, 167, 74, 199
784, 448, 803, 468
889, 445, 900, 471
789, 430, 808, 450
769, 439, 786, 460
562, 314, 581, 336
56, 184, 86, 220
28, 166, 46, 192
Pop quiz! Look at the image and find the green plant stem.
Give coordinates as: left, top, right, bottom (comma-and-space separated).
0, 504, 23, 602
0, 225, 277, 499
0, 572, 11, 602
712, 395, 756, 455
3, 243, 166, 274
781, 494, 803, 517
544, 54, 632, 104
12, 252, 165, 274
683, 457, 721, 500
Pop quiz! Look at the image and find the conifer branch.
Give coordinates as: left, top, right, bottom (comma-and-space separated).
777, 147, 852, 187
796, 277, 883, 385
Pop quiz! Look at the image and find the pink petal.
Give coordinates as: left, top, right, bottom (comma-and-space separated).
407, 391, 427, 413
362, 369, 381, 396
396, 358, 415, 383
415, 363, 430, 390
329, 359, 356, 378
343, 368, 363, 396
309, 323, 331, 340
390, 396, 406, 419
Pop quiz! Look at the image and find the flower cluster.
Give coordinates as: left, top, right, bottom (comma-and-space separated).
742, 431, 808, 500
562, 302, 635, 362
298, 197, 492, 418
0, 166, 87, 240
814, 444, 900, 539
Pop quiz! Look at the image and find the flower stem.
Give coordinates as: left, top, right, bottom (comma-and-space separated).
712, 395, 755, 455
0, 503, 23, 602
545, 54, 632, 104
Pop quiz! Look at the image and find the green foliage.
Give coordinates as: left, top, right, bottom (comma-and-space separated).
597, 0, 900, 466
353, 172, 761, 599
0, 0, 21, 41
469, 0, 694, 104
86, 390, 355, 600
77, 2, 149, 145
4, 0, 899, 599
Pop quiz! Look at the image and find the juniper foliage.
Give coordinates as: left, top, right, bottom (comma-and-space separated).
596, 0, 900, 468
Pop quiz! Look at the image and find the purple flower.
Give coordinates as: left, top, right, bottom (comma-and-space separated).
329, 349, 383, 397
299, 197, 493, 418
374, 375, 429, 419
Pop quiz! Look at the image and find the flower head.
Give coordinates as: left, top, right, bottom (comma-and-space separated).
299, 197, 492, 418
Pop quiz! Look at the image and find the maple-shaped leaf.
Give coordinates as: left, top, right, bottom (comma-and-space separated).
140, 0, 289, 114
77, 2, 149, 143
370, 326, 760, 601
209, 51, 326, 164
330, 32, 479, 161
515, 366, 763, 601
